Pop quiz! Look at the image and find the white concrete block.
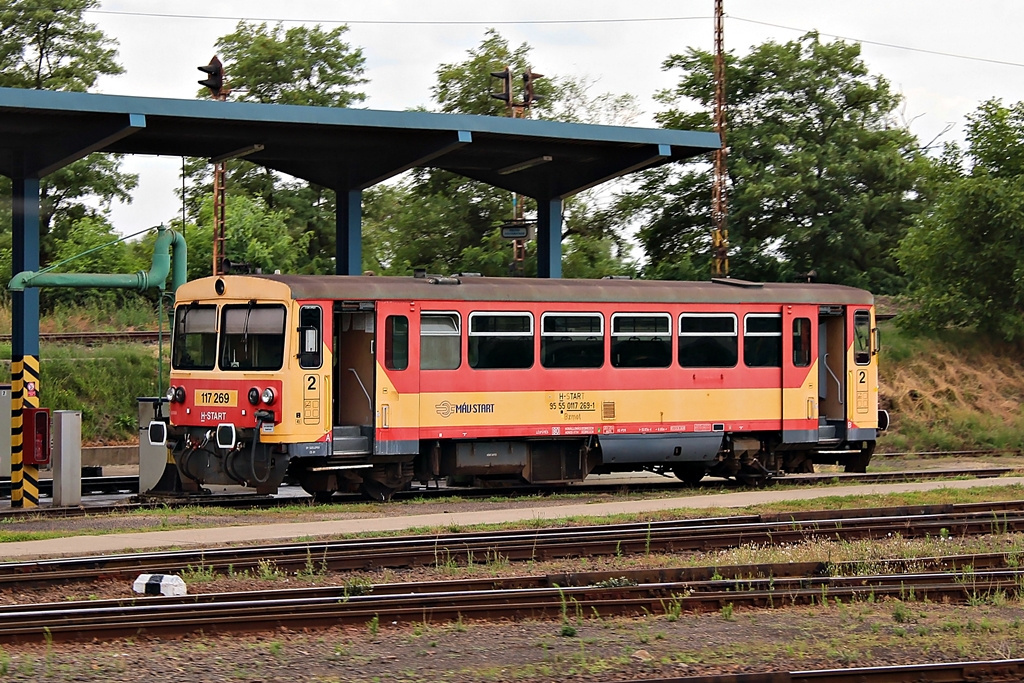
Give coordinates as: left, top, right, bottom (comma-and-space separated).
132, 573, 187, 597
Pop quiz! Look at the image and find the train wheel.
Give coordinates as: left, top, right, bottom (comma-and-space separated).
673, 463, 706, 487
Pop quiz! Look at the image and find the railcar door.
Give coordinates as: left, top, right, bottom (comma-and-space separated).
846, 307, 877, 432
333, 302, 376, 434
375, 302, 420, 456
782, 306, 817, 443
817, 305, 847, 443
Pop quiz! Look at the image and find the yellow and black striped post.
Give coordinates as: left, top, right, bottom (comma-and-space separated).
10, 355, 40, 508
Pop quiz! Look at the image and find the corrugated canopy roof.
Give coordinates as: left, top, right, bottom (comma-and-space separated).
0, 87, 720, 197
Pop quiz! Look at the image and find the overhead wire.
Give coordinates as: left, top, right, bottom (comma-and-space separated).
82, 8, 1024, 70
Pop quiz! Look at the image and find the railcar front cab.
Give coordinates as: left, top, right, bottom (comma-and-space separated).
153, 278, 328, 495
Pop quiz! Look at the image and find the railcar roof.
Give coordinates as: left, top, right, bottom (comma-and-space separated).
225, 275, 873, 306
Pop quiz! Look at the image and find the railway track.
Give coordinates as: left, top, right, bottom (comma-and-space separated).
617, 659, 1024, 682
4, 500, 1024, 589
0, 466, 1013, 523
0, 330, 162, 345
0, 553, 1021, 643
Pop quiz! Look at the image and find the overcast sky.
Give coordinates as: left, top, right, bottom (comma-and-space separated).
82, 0, 1024, 233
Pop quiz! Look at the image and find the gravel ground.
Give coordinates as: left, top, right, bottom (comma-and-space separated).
0, 602, 1021, 682
1, 462, 1023, 681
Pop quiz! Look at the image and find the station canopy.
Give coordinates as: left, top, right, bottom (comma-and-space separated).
0, 87, 720, 199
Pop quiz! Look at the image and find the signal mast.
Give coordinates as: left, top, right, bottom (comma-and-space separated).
711, 0, 729, 276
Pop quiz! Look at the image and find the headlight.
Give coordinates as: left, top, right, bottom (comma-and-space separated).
174, 386, 186, 404
248, 387, 260, 406
166, 386, 176, 402
261, 387, 276, 405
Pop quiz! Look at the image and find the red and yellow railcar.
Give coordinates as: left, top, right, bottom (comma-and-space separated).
157, 274, 885, 499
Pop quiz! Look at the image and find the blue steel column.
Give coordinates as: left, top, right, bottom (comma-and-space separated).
336, 189, 362, 275
536, 197, 563, 279
10, 175, 41, 507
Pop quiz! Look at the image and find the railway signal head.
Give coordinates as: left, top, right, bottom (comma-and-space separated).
198, 56, 224, 97
522, 70, 544, 105
490, 67, 512, 103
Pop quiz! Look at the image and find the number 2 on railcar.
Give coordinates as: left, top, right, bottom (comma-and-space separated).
152, 274, 887, 500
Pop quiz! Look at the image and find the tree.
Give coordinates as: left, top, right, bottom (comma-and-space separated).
0, 0, 135, 280
896, 99, 1024, 340
0, 0, 122, 91
628, 33, 930, 291
212, 22, 366, 107
180, 21, 369, 275
364, 30, 638, 278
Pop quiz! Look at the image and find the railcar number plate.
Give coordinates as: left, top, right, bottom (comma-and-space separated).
194, 390, 237, 407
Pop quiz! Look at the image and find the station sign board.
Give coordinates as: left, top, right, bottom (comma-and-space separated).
500, 223, 534, 240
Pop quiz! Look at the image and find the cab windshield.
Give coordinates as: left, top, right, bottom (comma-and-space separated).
172, 304, 217, 370
219, 304, 286, 371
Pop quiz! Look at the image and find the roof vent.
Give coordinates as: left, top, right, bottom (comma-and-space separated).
711, 277, 763, 289
602, 275, 632, 280
427, 276, 461, 285
413, 268, 427, 279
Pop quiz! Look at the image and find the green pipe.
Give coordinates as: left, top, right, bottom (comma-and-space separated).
8, 226, 187, 296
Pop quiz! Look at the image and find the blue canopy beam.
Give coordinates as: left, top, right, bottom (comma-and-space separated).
31, 113, 146, 177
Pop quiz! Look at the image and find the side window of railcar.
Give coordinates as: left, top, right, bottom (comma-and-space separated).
469, 312, 534, 369
298, 306, 322, 369
743, 314, 782, 368
385, 315, 409, 370
219, 304, 286, 371
541, 313, 603, 368
854, 310, 871, 365
792, 317, 812, 367
678, 314, 737, 367
611, 314, 671, 368
172, 303, 217, 370
420, 313, 461, 370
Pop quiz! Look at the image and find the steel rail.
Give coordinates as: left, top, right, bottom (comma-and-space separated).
0, 330, 161, 344
3, 502, 1024, 589
614, 659, 1024, 682
0, 563, 1022, 643
0, 466, 1014, 523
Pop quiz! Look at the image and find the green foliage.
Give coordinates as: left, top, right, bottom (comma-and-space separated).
41, 215, 139, 309
363, 30, 637, 278
432, 29, 555, 117
212, 22, 367, 107
628, 32, 929, 291
176, 21, 368, 276
0, 0, 122, 91
0, 1, 137, 283
39, 343, 163, 442
897, 99, 1024, 340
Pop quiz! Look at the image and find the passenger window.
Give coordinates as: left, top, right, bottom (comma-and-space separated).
792, 317, 811, 367
611, 313, 671, 368
541, 313, 603, 368
385, 315, 409, 371
298, 305, 322, 369
743, 314, 782, 368
678, 314, 737, 368
469, 312, 534, 369
420, 312, 461, 370
854, 310, 871, 365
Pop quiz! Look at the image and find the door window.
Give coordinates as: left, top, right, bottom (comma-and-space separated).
854, 310, 871, 365
792, 317, 811, 367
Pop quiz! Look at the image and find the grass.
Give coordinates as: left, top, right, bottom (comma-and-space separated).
5, 484, 1024, 557
880, 322, 1024, 453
